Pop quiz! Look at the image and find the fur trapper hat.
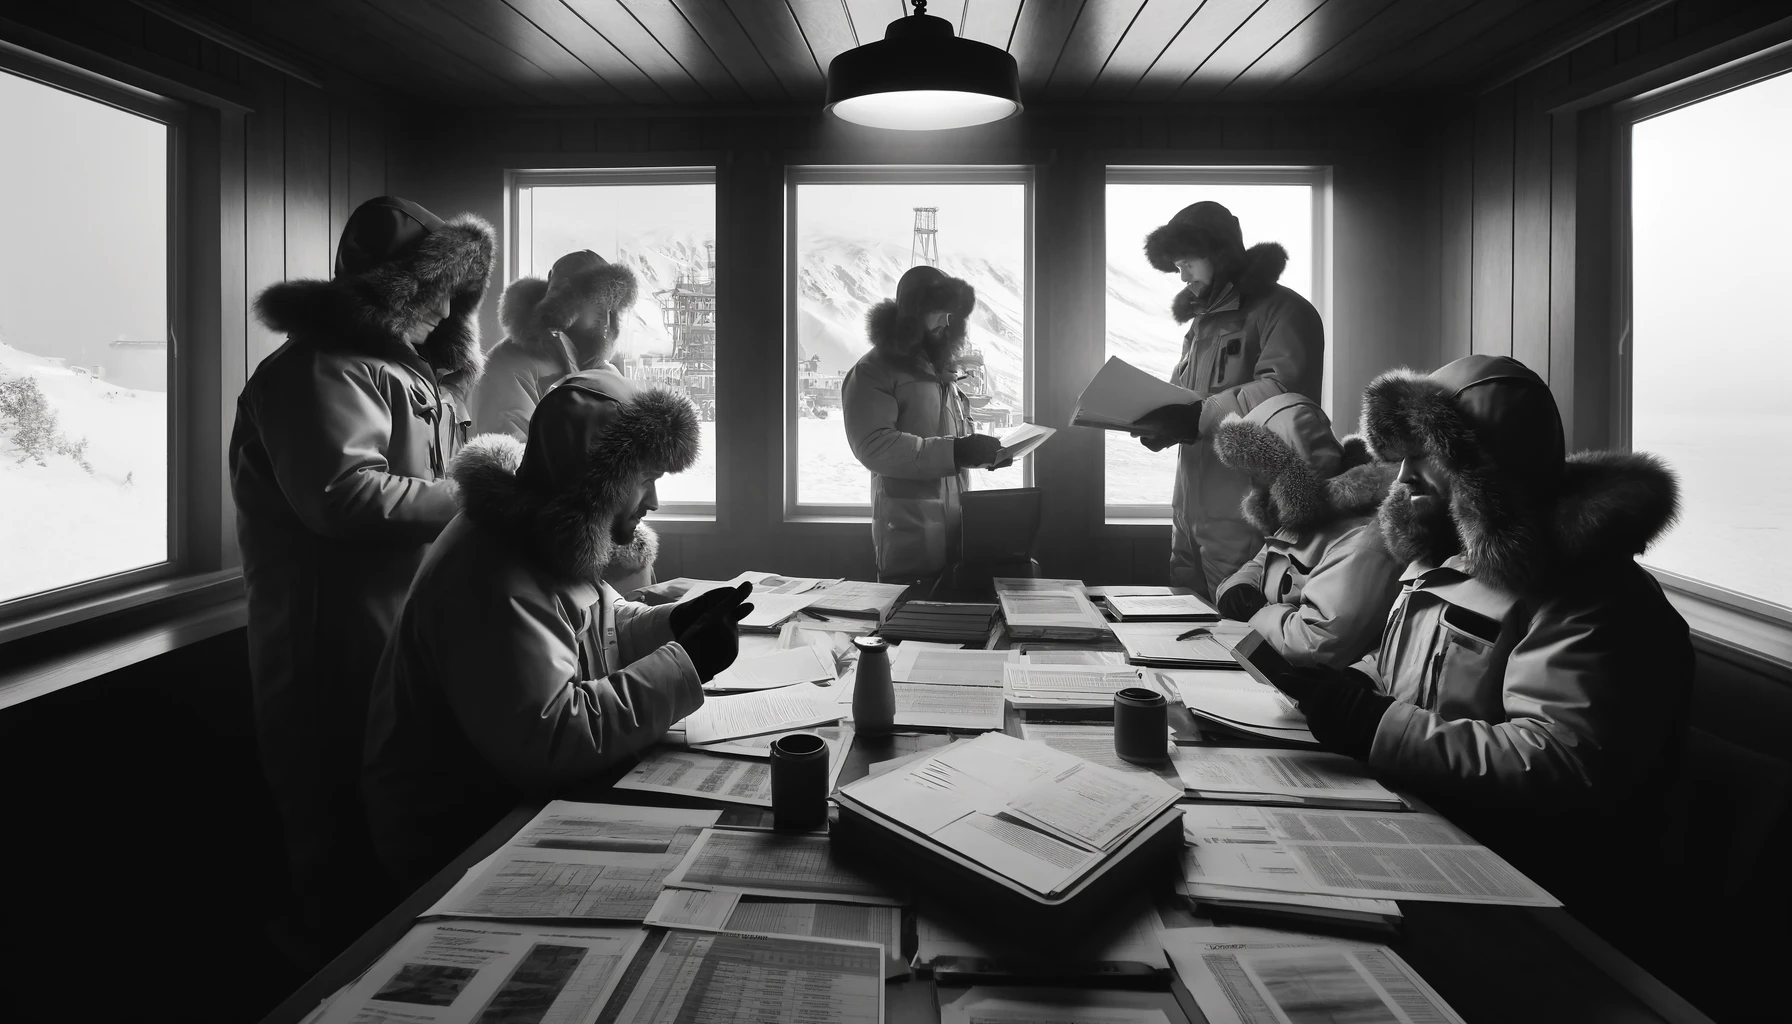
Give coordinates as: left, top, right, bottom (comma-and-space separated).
1144, 201, 1245, 274
865, 265, 976, 375
498, 249, 639, 344
1212, 393, 1394, 535
254, 196, 494, 400
1362, 354, 1679, 592
451, 367, 699, 584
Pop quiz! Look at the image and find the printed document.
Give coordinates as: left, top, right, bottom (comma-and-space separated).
1016, 721, 1180, 782
1006, 760, 1182, 851
1000, 589, 1109, 631
616, 728, 852, 807
995, 422, 1057, 464
1111, 621, 1252, 666
1164, 928, 1465, 1024
314, 921, 642, 1024
645, 889, 903, 957
1176, 882, 1402, 924
689, 722, 851, 760
604, 928, 884, 1024
1161, 669, 1313, 735
834, 670, 1006, 730
806, 579, 909, 620
663, 827, 902, 904
1003, 664, 1150, 708
1172, 748, 1405, 807
1182, 805, 1561, 906
1072, 356, 1201, 431
678, 682, 842, 744
1105, 593, 1219, 620
422, 802, 720, 921
940, 988, 1175, 1024
1018, 649, 1128, 666
892, 645, 1017, 684
705, 643, 837, 692
994, 576, 1087, 592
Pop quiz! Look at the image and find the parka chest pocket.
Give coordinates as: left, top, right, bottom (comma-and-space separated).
403, 382, 446, 477
1209, 330, 1250, 391
1426, 604, 1503, 713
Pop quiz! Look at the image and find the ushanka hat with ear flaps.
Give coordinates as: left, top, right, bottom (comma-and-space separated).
1143, 201, 1247, 274
498, 249, 640, 340
865, 265, 977, 369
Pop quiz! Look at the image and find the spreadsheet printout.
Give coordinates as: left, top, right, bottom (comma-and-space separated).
661, 828, 902, 905
599, 929, 883, 1024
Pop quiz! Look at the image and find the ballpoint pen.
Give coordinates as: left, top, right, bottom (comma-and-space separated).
1175, 626, 1211, 641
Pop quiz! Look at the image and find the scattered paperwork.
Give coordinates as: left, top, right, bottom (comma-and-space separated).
644, 889, 903, 957
1162, 669, 1317, 744
1017, 649, 1128, 666
837, 671, 1008, 731
880, 600, 1001, 643
806, 579, 909, 622
603, 929, 884, 1024
938, 986, 1178, 1024
1172, 748, 1406, 809
892, 644, 1017, 684
1111, 621, 1252, 667
1072, 356, 1201, 431
616, 727, 852, 808
688, 722, 851, 760
704, 643, 837, 692
993, 577, 1087, 592
1163, 928, 1465, 1024
663, 827, 902, 905
1015, 722, 1180, 783
1104, 593, 1220, 621
1177, 884, 1403, 930
1003, 663, 1150, 709
678, 682, 842, 744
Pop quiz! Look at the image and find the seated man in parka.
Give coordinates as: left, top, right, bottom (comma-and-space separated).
1209, 393, 1402, 667
1274, 354, 1693, 921
363, 369, 753, 892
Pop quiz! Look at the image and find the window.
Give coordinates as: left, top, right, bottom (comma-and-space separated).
786, 168, 1031, 516
1103, 169, 1329, 519
1626, 64, 1792, 613
509, 170, 717, 512
0, 66, 171, 607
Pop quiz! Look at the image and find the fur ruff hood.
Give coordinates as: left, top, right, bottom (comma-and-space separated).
1214, 418, 1395, 536
450, 385, 699, 585
254, 213, 495, 400
497, 260, 638, 350
1171, 242, 1289, 324
1362, 367, 1680, 593
866, 269, 976, 376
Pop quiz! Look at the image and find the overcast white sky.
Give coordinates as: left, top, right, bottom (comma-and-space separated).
522, 183, 715, 276
796, 181, 1026, 267
0, 70, 165, 368
1105, 182, 1314, 299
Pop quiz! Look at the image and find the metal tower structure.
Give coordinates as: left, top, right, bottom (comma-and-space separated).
910, 207, 938, 267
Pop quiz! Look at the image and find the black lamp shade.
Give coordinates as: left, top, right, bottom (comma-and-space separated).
825, 14, 1022, 131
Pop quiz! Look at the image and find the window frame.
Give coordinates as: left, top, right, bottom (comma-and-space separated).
782, 164, 1037, 521
0, 47, 187, 626
505, 166, 721, 520
1100, 164, 1334, 523
1614, 46, 1792, 626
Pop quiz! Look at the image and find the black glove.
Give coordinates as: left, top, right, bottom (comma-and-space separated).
670, 581, 753, 636
675, 595, 755, 682
1272, 665, 1394, 761
953, 433, 1003, 469
1216, 584, 1268, 622
1131, 402, 1204, 450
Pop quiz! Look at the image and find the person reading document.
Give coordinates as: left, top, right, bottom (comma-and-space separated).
363, 369, 752, 892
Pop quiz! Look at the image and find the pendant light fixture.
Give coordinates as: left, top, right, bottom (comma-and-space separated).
825, 0, 1022, 131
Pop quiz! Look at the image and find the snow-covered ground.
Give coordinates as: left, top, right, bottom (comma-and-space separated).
0, 342, 166, 603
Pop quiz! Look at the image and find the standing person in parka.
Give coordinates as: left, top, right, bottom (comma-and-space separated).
229, 195, 494, 953
1273, 355, 1692, 926
474, 249, 658, 595
363, 369, 746, 893
843, 265, 1009, 583
1135, 202, 1325, 599
1210, 393, 1403, 668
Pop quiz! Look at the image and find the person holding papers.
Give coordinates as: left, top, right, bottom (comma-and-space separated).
1135, 201, 1325, 598
843, 265, 1011, 582
1209, 394, 1401, 667
1271, 355, 1692, 928
363, 368, 751, 892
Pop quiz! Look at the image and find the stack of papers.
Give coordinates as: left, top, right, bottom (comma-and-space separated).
704, 644, 837, 693
1000, 588, 1110, 641
663, 827, 902, 905
879, 600, 1001, 643
1184, 887, 1404, 932
1104, 593, 1221, 621
831, 644, 1014, 731
1017, 649, 1128, 666
994, 577, 1086, 592
1163, 669, 1318, 745
1171, 747, 1406, 810
893, 644, 1016, 685
1071, 356, 1201, 431
1164, 927, 1466, 1024
617, 727, 854, 809
1015, 721, 1180, 784
1003, 663, 1149, 709
994, 422, 1057, 463
804, 579, 909, 622
1111, 621, 1252, 667
676, 683, 842, 744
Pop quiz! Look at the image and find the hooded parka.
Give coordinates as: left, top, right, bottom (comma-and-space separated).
229, 196, 493, 934
364, 368, 705, 892
1355, 355, 1692, 912
1144, 203, 1325, 598
842, 266, 978, 582
473, 250, 659, 594
1211, 394, 1401, 668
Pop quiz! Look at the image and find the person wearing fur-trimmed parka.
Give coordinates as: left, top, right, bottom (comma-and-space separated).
1136, 202, 1325, 600
843, 265, 1008, 583
1210, 393, 1401, 668
230, 195, 493, 948
473, 250, 658, 594
1273, 355, 1692, 920
363, 369, 750, 893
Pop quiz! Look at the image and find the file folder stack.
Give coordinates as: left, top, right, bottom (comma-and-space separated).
878, 601, 1001, 644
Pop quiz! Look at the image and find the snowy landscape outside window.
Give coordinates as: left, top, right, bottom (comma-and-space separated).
1105, 172, 1327, 517
0, 69, 169, 605
511, 172, 717, 511
789, 170, 1030, 513
1629, 68, 1792, 613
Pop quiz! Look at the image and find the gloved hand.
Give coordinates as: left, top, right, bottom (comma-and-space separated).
1272, 665, 1394, 760
1131, 402, 1204, 451
953, 433, 1004, 469
670, 581, 754, 636
1216, 584, 1268, 622
675, 590, 755, 683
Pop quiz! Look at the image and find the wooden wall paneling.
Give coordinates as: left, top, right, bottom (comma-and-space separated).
328, 99, 352, 248
1040, 0, 1147, 101
1469, 84, 1515, 356
668, 0, 789, 100
724, 0, 826, 97
784, 0, 863, 73
283, 82, 332, 284
1548, 105, 1579, 438
614, 0, 752, 102
1129, 0, 1262, 101
1437, 112, 1475, 364
243, 64, 287, 366
1511, 68, 1555, 377
414, 0, 624, 105
352, 0, 578, 105
1570, 106, 1615, 450
1398, 0, 1606, 90
958, 0, 1025, 49
1220, 0, 1399, 98
560, 0, 718, 103
1174, 0, 1330, 100
347, 107, 387, 213
714, 156, 772, 547
1087, 0, 1202, 99
1331, 148, 1428, 431
302, 0, 544, 106
1007, 0, 1089, 94
503, 0, 672, 104
1274, 0, 1474, 97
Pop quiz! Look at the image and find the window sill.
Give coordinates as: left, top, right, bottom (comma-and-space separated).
1660, 584, 1792, 680
1105, 517, 1173, 530
784, 514, 873, 526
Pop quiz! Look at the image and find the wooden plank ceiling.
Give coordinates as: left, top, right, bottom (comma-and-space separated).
173, 0, 1660, 107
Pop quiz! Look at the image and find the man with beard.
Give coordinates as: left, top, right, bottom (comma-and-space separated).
843, 265, 1009, 583
1273, 355, 1692, 926
1135, 202, 1325, 599
362, 369, 749, 892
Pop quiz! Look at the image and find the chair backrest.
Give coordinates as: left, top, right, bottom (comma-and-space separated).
959, 487, 1043, 564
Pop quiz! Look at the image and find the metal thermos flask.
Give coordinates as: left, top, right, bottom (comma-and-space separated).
851, 636, 896, 735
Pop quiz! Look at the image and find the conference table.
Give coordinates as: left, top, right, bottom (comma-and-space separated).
259, 584, 1715, 1024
